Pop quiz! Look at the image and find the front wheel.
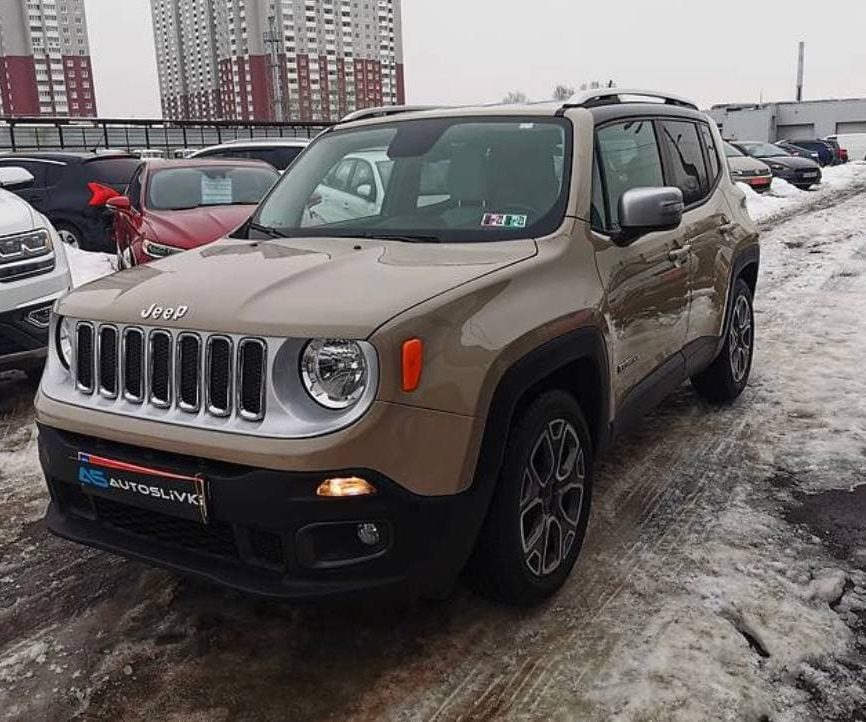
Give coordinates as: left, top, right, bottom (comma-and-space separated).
467, 390, 594, 606
692, 278, 755, 403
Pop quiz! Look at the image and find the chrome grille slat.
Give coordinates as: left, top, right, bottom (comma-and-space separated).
122, 327, 145, 403
176, 333, 202, 413
148, 330, 173, 408
206, 336, 233, 417
75, 322, 94, 394
72, 322, 267, 424
97, 326, 119, 399
237, 338, 267, 422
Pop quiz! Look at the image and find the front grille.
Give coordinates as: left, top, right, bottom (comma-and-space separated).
93, 497, 239, 559
75, 323, 94, 392
98, 326, 118, 398
0, 257, 55, 283
73, 321, 267, 423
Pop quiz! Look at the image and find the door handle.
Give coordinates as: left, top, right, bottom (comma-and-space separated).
668, 245, 692, 263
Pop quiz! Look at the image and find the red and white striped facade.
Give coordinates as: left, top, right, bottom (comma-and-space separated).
152, 0, 405, 123
0, 0, 97, 117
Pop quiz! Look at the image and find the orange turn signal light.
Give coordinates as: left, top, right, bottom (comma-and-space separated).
316, 477, 377, 498
402, 338, 424, 392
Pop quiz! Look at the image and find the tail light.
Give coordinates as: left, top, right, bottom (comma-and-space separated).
87, 182, 119, 207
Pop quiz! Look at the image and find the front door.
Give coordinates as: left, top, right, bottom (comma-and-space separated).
592, 118, 691, 412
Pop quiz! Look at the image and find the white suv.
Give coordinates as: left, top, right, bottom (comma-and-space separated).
0, 166, 71, 378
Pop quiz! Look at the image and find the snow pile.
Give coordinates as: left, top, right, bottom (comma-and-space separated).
64, 245, 116, 288
741, 161, 866, 223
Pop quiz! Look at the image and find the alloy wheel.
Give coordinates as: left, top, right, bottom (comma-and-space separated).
728, 294, 753, 383
519, 419, 585, 577
57, 228, 80, 249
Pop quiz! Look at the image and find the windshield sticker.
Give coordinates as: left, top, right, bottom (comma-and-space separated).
201, 177, 233, 205
482, 213, 528, 229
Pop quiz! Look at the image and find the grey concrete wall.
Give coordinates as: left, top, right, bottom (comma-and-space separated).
707, 98, 866, 141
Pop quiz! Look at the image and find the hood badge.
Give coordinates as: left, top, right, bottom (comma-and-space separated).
141, 304, 189, 322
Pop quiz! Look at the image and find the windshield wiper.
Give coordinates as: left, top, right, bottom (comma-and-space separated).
247, 222, 288, 239
357, 232, 441, 243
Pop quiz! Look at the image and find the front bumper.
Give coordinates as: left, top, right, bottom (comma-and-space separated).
38, 424, 488, 600
0, 300, 54, 371
772, 167, 822, 187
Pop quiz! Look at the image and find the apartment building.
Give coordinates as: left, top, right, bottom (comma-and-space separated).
151, 0, 405, 122
0, 0, 97, 117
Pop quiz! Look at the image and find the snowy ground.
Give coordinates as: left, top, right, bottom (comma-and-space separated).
2, 167, 866, 720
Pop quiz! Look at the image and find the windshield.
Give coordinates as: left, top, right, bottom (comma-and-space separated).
724, 142, 745, 158
147, 165, 279, 211
741, 142, 791, 159
252, 117, 571, 242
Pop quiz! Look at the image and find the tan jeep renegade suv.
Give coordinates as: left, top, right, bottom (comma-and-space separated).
36, 90, 759, 605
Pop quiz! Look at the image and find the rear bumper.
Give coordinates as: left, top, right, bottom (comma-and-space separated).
38, 424, 488, 601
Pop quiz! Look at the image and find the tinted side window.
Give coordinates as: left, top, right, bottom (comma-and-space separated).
659, 120, 709, 206
596, 120, 664, 229
699, 124, 721, 185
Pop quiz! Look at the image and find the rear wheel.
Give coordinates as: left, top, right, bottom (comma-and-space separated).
468, 390, 593, 606
55, 223, 84, 250
692, 278, 754, 403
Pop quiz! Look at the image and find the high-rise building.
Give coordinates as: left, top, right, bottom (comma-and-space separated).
151, 0, 405, 122
0, 0, 97, 117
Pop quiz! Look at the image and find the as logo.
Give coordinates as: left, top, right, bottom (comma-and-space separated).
141, 303, 189, 321
79, 466, 109, 489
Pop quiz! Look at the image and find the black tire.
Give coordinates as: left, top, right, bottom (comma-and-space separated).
54, 222, 86, 251
467, 390, 594, 606
24, 363, 45, 383
692, 278, 754, 403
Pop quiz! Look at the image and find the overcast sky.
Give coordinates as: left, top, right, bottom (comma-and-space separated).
84, 0, 866, 118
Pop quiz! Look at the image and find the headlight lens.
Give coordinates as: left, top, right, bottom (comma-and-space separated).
301, 339, 368, 409
56, 315, 72, 369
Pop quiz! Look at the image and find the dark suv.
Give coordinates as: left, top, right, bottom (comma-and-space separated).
0, 153, 141, 251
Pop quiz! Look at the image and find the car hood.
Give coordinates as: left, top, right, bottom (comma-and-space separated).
0, 189, 39, 235
762, 155, 820, 170
727, 156, 770, 174
145, 206, 258, 249
57, 236, 538, 338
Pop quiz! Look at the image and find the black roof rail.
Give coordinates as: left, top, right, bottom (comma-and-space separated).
556, 88, 699, 115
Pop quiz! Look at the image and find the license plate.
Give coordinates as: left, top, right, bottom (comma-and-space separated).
77, 452, 209, 523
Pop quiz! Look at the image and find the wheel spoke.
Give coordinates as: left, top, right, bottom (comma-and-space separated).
520, 498, 545, 553
542, 516, 563, 575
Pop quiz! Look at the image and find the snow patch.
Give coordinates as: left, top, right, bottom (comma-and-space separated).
65, 245, 116, 288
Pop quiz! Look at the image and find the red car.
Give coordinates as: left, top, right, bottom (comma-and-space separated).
108, 159, 280, 267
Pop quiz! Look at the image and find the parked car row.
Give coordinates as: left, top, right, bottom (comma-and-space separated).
726, 140, 822, 190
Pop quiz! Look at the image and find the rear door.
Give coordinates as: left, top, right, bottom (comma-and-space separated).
656, 119, 732, 368
592, 117, 691, 412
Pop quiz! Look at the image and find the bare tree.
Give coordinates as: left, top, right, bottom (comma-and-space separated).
553, 85, 575, 101
502, 91, 529, 104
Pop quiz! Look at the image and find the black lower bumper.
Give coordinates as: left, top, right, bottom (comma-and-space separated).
38, 425, 487, 601
0, 301, 51, 371
774, 168, 822, 187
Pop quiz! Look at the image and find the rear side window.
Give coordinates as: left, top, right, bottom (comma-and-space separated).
658, 120, 709, 206
85, 159, 141, 188
595, 120, 664, 229
198, 146, 303, 171
699, 124, 721, 185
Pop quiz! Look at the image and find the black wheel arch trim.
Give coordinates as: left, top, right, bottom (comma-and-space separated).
472, 326, 611, 494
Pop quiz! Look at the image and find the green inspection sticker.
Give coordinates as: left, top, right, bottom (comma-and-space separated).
481, 213, 528, 228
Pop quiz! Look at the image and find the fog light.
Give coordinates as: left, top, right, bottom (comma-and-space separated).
357, 522, 381, 547
316, 477, 376, 498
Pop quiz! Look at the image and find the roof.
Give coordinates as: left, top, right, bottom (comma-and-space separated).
0, 151, 137, 163
141, 158, 281, 171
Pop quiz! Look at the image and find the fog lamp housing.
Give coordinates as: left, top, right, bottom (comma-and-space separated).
316, 476, 377, 498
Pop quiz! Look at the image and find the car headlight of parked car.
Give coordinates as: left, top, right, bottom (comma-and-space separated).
143, 239, 183, 259
55, 315, 72, 370
0, 228, 52, 261
301, 339, 369, 409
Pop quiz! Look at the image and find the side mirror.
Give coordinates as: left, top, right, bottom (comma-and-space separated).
0, 166, 34, 190
616, 186, 684, 245
105, 195, 132, 212
356, 183, 374, 201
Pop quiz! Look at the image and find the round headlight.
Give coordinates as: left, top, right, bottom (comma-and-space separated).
56, 316, 72, 369
301, 339, 368, 409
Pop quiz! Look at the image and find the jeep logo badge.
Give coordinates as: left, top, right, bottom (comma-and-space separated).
141, 303, 189, 321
